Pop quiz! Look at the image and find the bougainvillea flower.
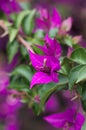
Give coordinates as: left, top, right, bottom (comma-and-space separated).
29, 51, 60, 88
4, 94, 21, 130
36, 8, 61, 32
6, 90, 21, 113
37, 35, 61, 59
44, 108, 85, 130
0, 88, 21, 129
0, 71, 9, 92
45, 94, 60, 113
5, 121, 19, 130
0, 0, 21, 14
0, 89, 21, 117
36, 8, 73, 36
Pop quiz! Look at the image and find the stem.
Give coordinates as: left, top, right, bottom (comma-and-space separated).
0, 20, 8, 37
18, 35, 34, 53
19, 91, 36, 103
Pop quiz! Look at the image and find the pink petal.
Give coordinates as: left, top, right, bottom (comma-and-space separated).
39, 9, 49, 20
51, 72, 58, 82
30, 72, 52, 89
75, 113, 85, 130
44, 109, 75, 128
45, 35, 62, 58
45, 35, 53, 45
36, 18, 49, 31
29, 51, 46, 70
44, 114, 67, 128
51, 8, 61, 28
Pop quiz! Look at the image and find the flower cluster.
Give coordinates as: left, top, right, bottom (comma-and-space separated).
36, 8, 61, 32
29, 35, 61, 88
36, 7, 72, 35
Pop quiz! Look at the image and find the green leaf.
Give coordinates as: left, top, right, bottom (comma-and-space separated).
69, 64, 86, 89
20, 45, 30, 60
77, 83, 86, 111
9, 75, 31, 93
82, 121, 86, 130
59, 57, 72, 75
70, 48, 86, 64
10, 13, 17, 21
15, 10, 30, 28
8, 27, 18, 42
31, 45, 44, 55
7, 40, 19, 63
49, 28, 58, 38
22, 9, 36, 35
9, 80, 29, 91
63, 35, 73, 47
80, 82, 86, 101
77, 85, 82, 96
10, 64, 33, 82
25, 37, 44, 54
82, 100, 86, 111
82, 91, 86, 101
34, 29, 45, 39
20, 2, 31, 10
0, 124, 4, 130
76, 66, 86, 83
31, 38, 44, 45
35, 75, 68, 115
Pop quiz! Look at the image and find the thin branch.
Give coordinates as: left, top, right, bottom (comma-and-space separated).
18, 35, 34, 53
0, 20, 8, 37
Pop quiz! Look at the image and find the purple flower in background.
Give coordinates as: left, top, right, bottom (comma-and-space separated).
0, 52, 21, 129
6, 90, 21, 114
45, 94, 60, 113
44, 108, 85, 130
0, 52, 19, 92
4, 97, 21, 130
0, 0, 21, 14
5, 120, 19, 130
0, 88, 21, 130
36, 8, 61, 32
0, 89, 21, 117
0, 71, 9, 92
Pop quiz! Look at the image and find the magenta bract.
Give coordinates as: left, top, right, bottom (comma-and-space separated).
29, 36, 61, 88
36, 8, 61, 32
44, 108, 85, 130
0, 0, 21, 14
